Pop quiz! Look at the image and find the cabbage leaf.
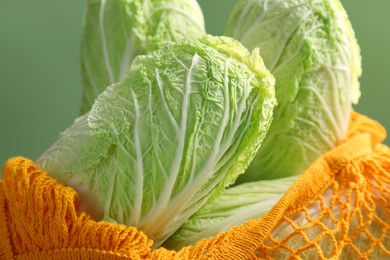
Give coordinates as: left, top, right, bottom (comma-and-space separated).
165, 176, 298, 249
37, 35, 276, 247
226, 0, 362, 181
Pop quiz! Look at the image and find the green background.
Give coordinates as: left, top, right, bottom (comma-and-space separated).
1, 0, 389, 169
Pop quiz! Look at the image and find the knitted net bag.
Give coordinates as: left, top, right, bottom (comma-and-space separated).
1, 112, 389, 259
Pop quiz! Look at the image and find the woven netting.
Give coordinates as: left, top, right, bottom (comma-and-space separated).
1, 112, 389, 259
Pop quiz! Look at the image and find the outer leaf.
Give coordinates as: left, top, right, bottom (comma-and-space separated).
37, 35, 276, 247
226, 0, 362, 181
80, 0, 206, 114
164, 176, 298, 249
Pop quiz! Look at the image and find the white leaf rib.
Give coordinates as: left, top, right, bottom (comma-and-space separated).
82, 56, 101, 101
113, 162, 127, 225
193, 96, 258, 203
217, 76, 253, 160
177, 59, 251, 206
336, 41, 354, 132
292, 136, 320, 156
184, 58, 232, 188
141, 54, 200, 226
99, 0, 115, 84
148, 81, 170, 183
176, 58, 233, 202
172, 55, 189, 70
119, 33, 135, 80
300, 85, 341, 138
189, 105, 205, 184
294, 116, 335, 148
104, 167, 117, 221
154, 70, 180, 132
151, 6, 204, 33
271, 32, 306, 74
232, 0, 255, 38
269, 10, 312, 71
326, 65, 345, 140
130, 89, 144, 225
163, 53, 199, 205
239, 0, 299, 48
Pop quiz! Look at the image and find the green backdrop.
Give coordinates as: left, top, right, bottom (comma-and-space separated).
1, 0, 389, 169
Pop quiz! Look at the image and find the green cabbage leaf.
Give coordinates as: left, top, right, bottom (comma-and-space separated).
80, 0, 206, 114
165, 175, 298, 249
226, 0, 362, 181
36, 35, 276, 247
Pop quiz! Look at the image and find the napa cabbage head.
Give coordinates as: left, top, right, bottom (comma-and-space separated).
36, 35, 276, 247
226, 0, 362, 181
164, 175, 298, 249
80, 0, 206, 114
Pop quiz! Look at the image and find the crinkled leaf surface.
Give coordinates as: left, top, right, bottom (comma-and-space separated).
37, 36, 276, 246
226, 0, 362, 181
80, 0, 206, 114
165, 176, 298, 250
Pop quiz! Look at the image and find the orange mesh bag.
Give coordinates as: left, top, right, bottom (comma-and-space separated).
1, 112, 389, 259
